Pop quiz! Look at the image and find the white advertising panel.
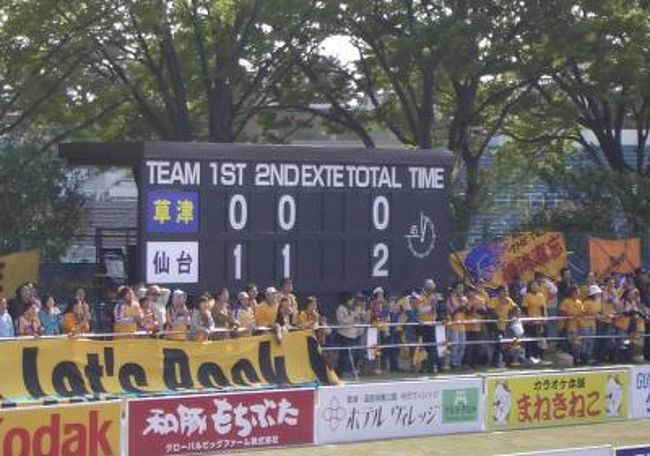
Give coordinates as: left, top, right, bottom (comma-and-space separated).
316, 378, 483, 444
501, 446, 612, 456
146, 241, 199, 283
631, 366, 650, 419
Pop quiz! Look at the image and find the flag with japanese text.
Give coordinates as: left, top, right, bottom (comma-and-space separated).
449, 232, 567, 287
128, 389, 314, 454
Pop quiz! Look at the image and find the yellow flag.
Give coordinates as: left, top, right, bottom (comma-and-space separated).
449, 233, 567, 288
0, 250, 40, 299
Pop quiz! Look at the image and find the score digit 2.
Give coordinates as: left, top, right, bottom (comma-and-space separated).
371, 195, 390, 278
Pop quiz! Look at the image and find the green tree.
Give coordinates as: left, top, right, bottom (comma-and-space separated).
277, 1, 533, 241
40, 0, 315, 142
508, 0, 650, 233
0, 138, 84, 259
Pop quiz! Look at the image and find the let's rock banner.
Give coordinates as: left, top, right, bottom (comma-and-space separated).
0, 401, 122, 456
450, 232, 567, 287
127, 389, 314, 455
0, 331, 336, 402
316, 379, 483, 444
486, 370, 629, 430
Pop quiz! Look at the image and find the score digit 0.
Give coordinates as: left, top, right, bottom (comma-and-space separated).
228, 194, 298, 280
371, 196, 390, 277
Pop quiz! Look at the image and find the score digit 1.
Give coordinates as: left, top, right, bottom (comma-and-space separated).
229, 194, 247, 280
278, 195, 295, 279
371, 196, 390, 278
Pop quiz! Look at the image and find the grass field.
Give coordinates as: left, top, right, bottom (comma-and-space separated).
237, 420, 650, 456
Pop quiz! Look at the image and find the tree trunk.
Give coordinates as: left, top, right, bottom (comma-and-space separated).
208, 83, 235, 142
160, 17, 192, 141
416, 62, 435, 149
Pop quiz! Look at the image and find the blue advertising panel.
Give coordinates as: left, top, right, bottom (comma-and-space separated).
617, 446, 650, 456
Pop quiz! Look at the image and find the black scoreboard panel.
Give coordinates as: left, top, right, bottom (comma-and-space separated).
132, 143, 453, 294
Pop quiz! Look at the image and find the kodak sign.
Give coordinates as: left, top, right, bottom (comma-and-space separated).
0, 402, 121, 456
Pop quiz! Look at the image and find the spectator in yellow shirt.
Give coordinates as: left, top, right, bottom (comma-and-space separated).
62, 298, 91, 335
255, 287, 279, 330
279, 278, 298, 319
579, 285, 602, 364
414, 279, 441, 374
580, 272, 598, 300
599, 277, 621, 362
297, 296, 320, 330
521, 281, 547, 360
113, 286, 142, 335
559, 286, 583, 358
465, 286, 488, 368
446, 282, 468, 369
274, 297, 294, 343
488, 286, 519, 367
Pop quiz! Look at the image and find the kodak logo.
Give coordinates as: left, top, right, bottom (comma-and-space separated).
0, 410, 114, 456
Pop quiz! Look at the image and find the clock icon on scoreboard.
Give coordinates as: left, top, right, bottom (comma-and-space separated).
404, 211, 436, 259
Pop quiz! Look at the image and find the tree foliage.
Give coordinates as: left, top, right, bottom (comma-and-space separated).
507, 0, 650, 233
2, 0, 650, 250
0, 138, 84, 259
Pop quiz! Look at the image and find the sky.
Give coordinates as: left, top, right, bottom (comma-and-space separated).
320, 35, 358, 65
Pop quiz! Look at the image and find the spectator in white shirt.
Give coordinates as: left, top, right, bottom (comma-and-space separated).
146, 285, 171, 332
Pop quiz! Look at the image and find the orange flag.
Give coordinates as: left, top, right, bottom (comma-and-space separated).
589, 237, 641, 277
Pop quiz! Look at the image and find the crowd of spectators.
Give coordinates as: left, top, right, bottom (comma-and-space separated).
1, 268, 649, 379
329, 268, 650, 377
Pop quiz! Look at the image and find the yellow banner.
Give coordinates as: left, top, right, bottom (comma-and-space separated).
487, 370, 629, 430
450, 232, 567, 287
0, 250, 39, 299
0, 401, 122, 456
0, 331, 337, 401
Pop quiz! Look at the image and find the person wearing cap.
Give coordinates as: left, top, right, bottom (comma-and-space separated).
145, 285, 171, 333
414, 279, 441, 374
255, 287, 279, 330
369, 287, 385, 319
578, 284, 602, 364
233, 291, 256, 338
535, 272, 559, 341
166, 290, 191, 340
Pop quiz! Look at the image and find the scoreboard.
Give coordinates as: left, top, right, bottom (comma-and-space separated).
62, 142, 453, 295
